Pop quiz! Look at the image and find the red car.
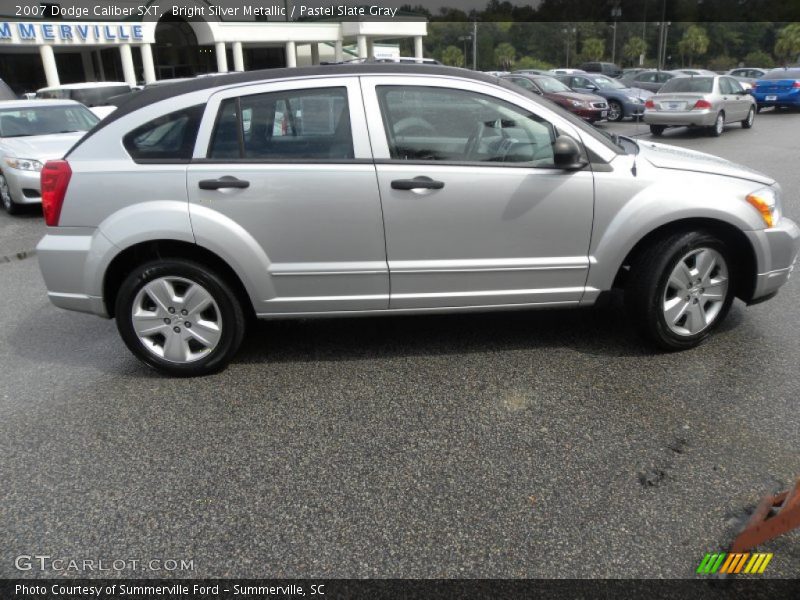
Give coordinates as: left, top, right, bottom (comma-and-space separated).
501, 74, 609, 122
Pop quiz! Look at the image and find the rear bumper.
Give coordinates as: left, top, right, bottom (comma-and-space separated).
643, 109, 716, 127
752, 91, 800, 106
745, 217, 800, 302
37, 228, 113, 317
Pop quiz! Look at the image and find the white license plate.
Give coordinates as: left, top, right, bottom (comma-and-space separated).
765, 95, 777, 101
601, 111, 608, 118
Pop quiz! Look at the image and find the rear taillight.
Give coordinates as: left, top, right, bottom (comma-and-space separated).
41, 160, 71, 226
693, 99, 712, 110
645, 99, 655, 109
793, 81, 800, 88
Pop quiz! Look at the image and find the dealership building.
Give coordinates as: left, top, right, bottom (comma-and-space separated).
0, 1, 428, 93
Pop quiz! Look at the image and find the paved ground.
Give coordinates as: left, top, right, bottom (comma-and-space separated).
1, 110, 799, 579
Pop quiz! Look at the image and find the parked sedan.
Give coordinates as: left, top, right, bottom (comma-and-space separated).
750, 68, 800, 110
555, 72, 651, 121
644, 75, 755, 136
36, 82, 131, 118
619, 69, 682, 93
501, 74, 608, 122
34, 65, 799, 375
0, 99, 98, 213
726, 67, 769, 89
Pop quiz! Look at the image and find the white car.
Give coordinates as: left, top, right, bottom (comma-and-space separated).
36, 82, 130, 118
0, 99, 98, 213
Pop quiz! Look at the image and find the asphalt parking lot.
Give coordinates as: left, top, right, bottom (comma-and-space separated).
1, 109, 799, 579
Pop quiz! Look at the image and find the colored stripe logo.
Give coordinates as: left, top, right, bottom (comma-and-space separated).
697, 552, 773, 574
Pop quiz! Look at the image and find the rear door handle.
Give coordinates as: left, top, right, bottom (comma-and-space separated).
198, 176, 250, 190
391, 176, 445, 191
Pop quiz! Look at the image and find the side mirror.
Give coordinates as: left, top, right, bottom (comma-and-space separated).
586, 84, 599, 91
553, 135, 587, 170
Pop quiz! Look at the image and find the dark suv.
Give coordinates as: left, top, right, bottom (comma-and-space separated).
579, 62, 623, 78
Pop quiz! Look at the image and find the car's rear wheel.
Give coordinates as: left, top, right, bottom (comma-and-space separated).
649, 125, 666, 136
742, 106, 755, 129
625, 230, 735, 350
0, 173, 21, 215
607, 100, 624, 122
115, 259, 246, 377
709, 112, 725, 136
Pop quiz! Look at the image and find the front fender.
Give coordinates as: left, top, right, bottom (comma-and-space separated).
586, 166, 766, 294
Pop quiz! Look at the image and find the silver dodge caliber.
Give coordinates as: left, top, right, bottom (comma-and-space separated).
36, 65, 799, 376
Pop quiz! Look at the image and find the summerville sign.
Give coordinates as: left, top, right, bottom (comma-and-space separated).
0, 22, 145, 43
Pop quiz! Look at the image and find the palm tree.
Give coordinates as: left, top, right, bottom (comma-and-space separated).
622, 37, 647, 67
775, 23, 800, 64
677, 25, 710, 67
442, 45, 465, 68
581, 38, 605, 62
494, 43, 516, 70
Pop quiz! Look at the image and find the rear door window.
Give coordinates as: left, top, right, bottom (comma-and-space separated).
207, 87, 353, 160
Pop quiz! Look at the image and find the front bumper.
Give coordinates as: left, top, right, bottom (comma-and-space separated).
623, 102, 646, 118
3, 167, 42, 205
643, 108, 716, 127
573, 107, 607, 122
745, 217, 800, 302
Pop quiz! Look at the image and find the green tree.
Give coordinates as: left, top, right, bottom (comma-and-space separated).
677, 25, 710, 67
581, 37, 605, 61
515, 56, 553, 70
743, 49, 774, 68
622, 37, 647, 67
775, 23, 800, 63
441, 45, 465, 68
494, 42, 517, 70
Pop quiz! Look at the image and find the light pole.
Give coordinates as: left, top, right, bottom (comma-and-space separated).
458, 35, 472, 69
562, 25, 576, 67
610, 6, 622, 64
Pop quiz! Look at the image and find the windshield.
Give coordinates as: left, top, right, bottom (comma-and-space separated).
534, 77, 572, 93
660, 77, 714, 93
593, 76, 626, 90
0, 105, 99, 137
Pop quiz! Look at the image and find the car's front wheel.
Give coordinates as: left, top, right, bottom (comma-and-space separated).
115, 259, 246, 376
0, 173, 21, 215
742, 106, 755, 129
607, 100, 624, 122
625, 231, 735, 350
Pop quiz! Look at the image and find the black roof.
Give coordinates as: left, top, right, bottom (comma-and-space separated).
98, 64, 498, 129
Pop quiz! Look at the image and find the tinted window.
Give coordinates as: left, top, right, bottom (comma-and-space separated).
377, 86, 561, 166
208, 87, 353, 160
123, 105, 203, 162
660, 77, 714, 93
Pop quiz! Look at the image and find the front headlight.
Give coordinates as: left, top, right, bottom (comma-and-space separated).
4, 157, 43, 172
746, 187, 782, 228
568, 99, 585, 107
628, 96, 645, 104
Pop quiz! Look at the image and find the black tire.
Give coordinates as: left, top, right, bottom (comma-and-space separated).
115, 259, 246, 376
625, 230, 736, 351
709, 111, 725, 136
649, 124, 666, 136
0, 173, 21, 215
608, 100, 624, 122
742, 106, 755, 129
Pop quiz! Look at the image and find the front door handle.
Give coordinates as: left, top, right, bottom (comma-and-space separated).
391, 176, 445, 191
199, 176, 250, 190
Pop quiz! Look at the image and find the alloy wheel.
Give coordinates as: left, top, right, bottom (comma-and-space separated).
662, 247, 729, 336
608, 101, 622, 121
715, 113, 724, 135
130, 276, 222, 363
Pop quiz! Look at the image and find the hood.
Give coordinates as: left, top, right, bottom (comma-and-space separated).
1, 132, 85, 161
624, 86, 653, 99
639, 141, 775, 185
555, 91, 606, 103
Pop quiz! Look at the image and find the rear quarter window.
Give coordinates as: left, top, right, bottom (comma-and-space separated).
123, 105, 204, 162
